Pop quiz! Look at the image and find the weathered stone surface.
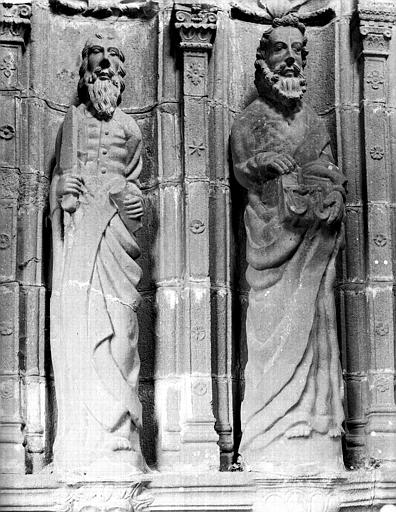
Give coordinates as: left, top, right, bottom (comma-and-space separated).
49, 35, 147, 476
358, 0, 396, 466
230, 6, 346, 474
1, 2, 396, 512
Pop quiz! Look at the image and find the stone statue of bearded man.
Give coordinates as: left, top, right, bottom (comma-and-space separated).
231, 8, 346, 474
50, 33, 146, 476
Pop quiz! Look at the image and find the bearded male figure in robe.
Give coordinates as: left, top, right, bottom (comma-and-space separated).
50, 34, 146, 475
231, 8, 346, 473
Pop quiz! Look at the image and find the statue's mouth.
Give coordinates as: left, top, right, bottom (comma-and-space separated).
95, 68, 115, 80
281, 69, 296, 78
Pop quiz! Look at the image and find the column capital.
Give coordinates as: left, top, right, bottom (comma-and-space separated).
358, 1, 395, 55
0, 0, 32, 47
174, 3, 218, 52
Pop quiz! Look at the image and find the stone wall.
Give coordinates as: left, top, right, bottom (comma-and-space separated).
0, 0, 396, 509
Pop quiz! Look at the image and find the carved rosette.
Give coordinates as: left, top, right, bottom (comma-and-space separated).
174, 4, 218, 51
0, 1, 32, 46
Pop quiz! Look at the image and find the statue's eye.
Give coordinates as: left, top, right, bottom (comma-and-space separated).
293, 44, 302, 53
273, 43, 285, 52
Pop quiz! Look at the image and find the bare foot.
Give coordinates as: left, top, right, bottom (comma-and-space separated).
104, 436, 132, 451
285, 423, 312, 438
328, 426, 344, 438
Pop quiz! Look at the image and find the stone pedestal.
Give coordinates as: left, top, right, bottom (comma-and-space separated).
1, 470, 396, 512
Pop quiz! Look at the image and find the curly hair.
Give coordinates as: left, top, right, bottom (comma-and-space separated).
77, 39, 126, 105
255, 13, 309, 74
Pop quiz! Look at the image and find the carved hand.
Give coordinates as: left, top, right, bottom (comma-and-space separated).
257, 152, 296, 177
323, 190, 344, 225
123, 194, 143, 220
56, 175, 84, 199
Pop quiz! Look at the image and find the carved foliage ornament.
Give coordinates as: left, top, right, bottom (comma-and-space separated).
373, 233, 387, 246
186, 62, 204, 85
63, 484, 153, 512
0, 1, 31, 45
359, 4, 394, 55
0, 233, 11, 249
0, 53, 16, 79
174, 4, 218, 51
370, 145, 384, 159
375, 322, 389, 336
49, 0, 158, 17
366, 70, 384, 89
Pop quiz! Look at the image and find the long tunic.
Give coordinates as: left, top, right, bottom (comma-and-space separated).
231, 97, 346, 470
50, 103, 144, 472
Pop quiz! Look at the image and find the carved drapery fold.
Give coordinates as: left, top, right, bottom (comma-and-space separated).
358, 0, 396, 465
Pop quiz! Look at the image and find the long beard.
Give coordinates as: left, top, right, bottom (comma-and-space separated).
255, 61, 307, 108
87, 77, 120, 120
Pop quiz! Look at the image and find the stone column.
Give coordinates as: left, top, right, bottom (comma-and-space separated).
358, 0, 396, 465
155, 2, 219, 471
336, 2, 368, 468
0, 0, 32, 473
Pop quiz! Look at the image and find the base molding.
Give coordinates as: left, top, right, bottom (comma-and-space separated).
0, 468, 395, 512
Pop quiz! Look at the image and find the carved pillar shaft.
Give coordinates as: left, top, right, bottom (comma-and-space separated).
158, 2, 219, 470
0, 0, 32, 473
336, 6, 368, 468
359, 0, 396, 464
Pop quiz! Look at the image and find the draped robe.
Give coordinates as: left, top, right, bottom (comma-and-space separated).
231, 97, 346, 471
50, 104, 144, 472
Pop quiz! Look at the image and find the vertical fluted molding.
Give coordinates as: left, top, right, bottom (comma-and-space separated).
0, 0, 32, 474
358, 0, 396, 465
155, 2, 219, 470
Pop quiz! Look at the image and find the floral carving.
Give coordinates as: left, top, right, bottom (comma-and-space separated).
0, 321, 13, 336
366, 70, 384, 90
186, 62, 204, 85
193, 381, 207, 396
189, 219, 205, 234
370, 146, 384, 160
189, 140, 206, 156
375, 322, 389, 336
0, 125, 15, 140
0, 381, 13, 400
49, 0, 158, 18
0, 53, 16, 79
373, 233, 387, 247
0, 233, 11, 249
375, 375, 390, 393
63, 483, 153, 512
192, 326, 206, 341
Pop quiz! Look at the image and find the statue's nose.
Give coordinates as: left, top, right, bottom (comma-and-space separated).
100, 57, 111, 69
285, 56, 295, 67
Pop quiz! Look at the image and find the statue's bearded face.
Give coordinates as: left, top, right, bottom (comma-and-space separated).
256, 26, 307, 106
84, 44, 123, 120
